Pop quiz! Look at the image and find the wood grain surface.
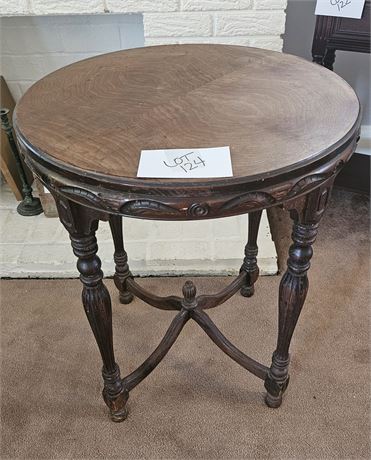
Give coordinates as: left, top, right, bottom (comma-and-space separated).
14, 44, 360, 182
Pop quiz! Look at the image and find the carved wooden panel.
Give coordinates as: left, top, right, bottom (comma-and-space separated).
312, 1, 370, 67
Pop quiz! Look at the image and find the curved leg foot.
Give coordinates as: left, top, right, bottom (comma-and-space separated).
119, 290, 134, 305
265, 380, 290, 408
265, 392, 281, 409
110, 406, 129, 423
102, 365, 129, 422
240, 210, 262, 297
109, 215, 134, 304
240, 284, 255, 298
264, 353, 290, 408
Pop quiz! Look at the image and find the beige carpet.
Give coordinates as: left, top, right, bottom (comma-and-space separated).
1, 189, 369, 459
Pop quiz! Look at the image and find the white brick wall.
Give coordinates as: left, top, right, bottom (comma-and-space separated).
0, 0, 284, 276
0, 0, 287, 50
143, 1, 286, 48
31, 0, 104, 15
0, 14, 145, 99
182, 1, 253, 10
215, 11, 285, 35
144, 12, 213, 37
1, 0, 287, 92
106, 0, 179, 12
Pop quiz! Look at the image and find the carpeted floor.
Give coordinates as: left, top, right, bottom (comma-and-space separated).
1, 189, 369, 459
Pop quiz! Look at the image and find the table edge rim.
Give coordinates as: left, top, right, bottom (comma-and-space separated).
14, 109, 362, 193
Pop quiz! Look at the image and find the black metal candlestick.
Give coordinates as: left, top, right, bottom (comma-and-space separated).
0, 108, 43, 216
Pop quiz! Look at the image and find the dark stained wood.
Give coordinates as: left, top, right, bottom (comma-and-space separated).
264, 177, 335, 408
54, 196, 129, 422
122, 275, 267, 391
240, 210, 263, 297
311, 5, 370, 193
109, 215, 134, 304
196, 271, 246, 310
125, 272, 246, 311
17, 133, 359, 221
191, 309, 269, 380
14, 43, 360, 220
0, 76, 33, 201
312, 1, 370, 69
15, 45, 360, 185
126, 278, 182, 311
14, 45, 362, 422
122, 309, 190, 391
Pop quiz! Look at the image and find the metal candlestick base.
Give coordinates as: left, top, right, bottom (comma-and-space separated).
1, 107, 43, 216
17, 195, 43, 216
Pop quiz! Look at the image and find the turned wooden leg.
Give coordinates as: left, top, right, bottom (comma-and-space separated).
323, 48, 336, 71
56, 198, 128, 421
313, 48, 336, 70
109, 215, 134, 304
312, 54, 324, 66
264, 221, 317, 407
240, 210, 263, 297
265, 181, 334, 408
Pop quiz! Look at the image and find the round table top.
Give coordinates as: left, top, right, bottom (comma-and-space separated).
15, 44, 360, 185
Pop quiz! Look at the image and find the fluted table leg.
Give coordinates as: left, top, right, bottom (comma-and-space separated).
240, 210, 263, 297
265, 180, 334, 408
109, 215, 134, 304
56, 198, 129, 421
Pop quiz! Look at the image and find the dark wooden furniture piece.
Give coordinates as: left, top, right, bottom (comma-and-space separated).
312, 2, 370, 194
1, 108, 42, 215
14, 45, 361, 422
0, 77, 34, 201
312, 0, 370, 70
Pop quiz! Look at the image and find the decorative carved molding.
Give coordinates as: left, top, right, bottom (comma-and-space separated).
15, 130, 359, 220
221, 191, 276, 213
60, 186, 109, 210
55, 197, 75, 231
120, 199, 182, 217
53, 173, 337, 219
187, 202, 209, 217
286, 173, 332, 198
286, 179, 334, 224
181, 280, 197, 310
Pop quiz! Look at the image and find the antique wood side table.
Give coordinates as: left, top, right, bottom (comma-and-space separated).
14, 45, 361, 422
